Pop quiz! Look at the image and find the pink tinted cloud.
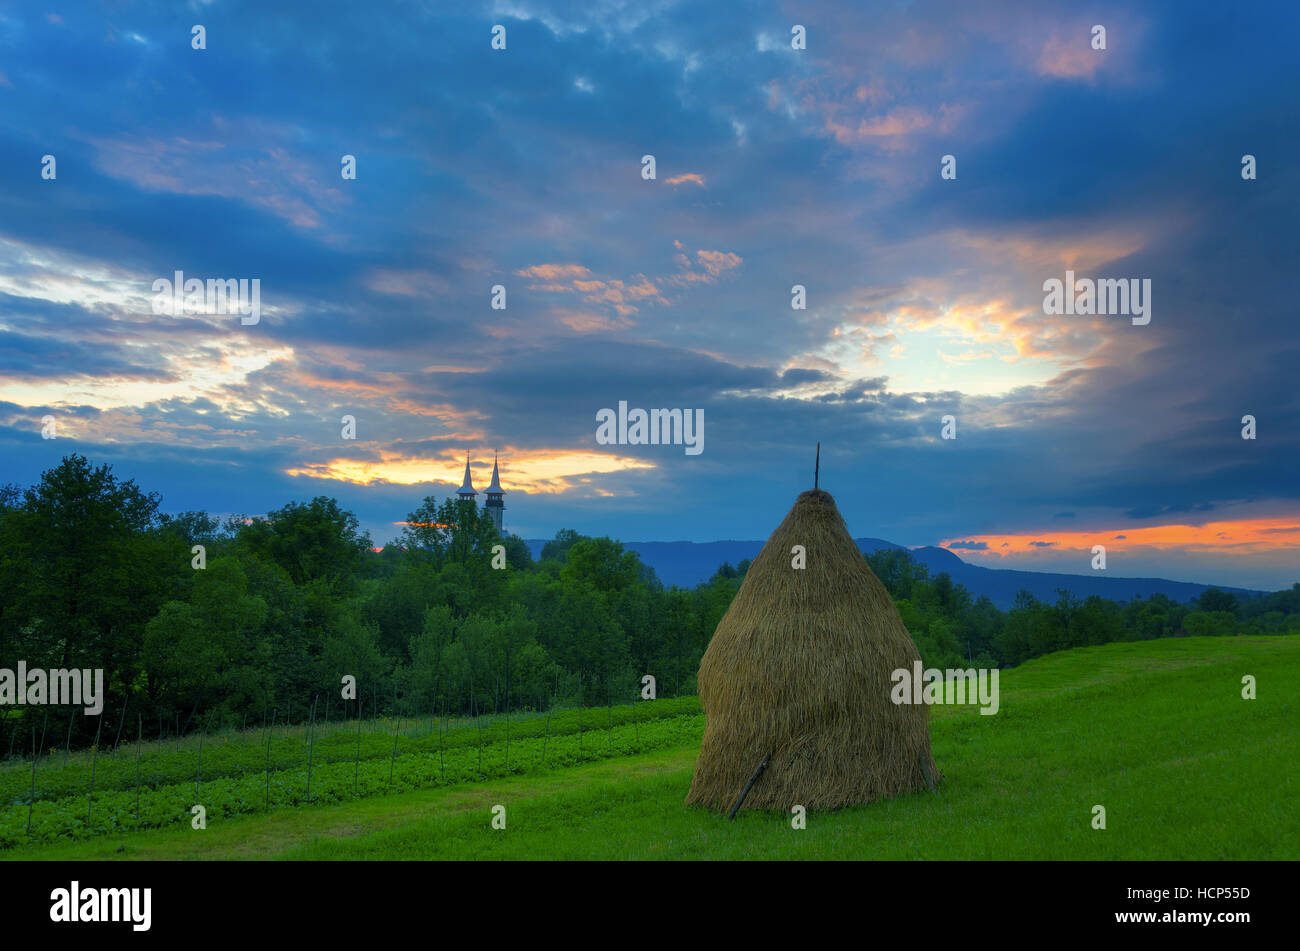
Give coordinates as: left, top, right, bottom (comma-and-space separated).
365, 269, 452, 297
825, 106, 934, 148
84, 133, 341, 229
695, 250, 742, 277
1037, 33, 1103, 79
667, 247, 744, 286
553, 309, 635, 333
518, 244, 740, 315
516, 264, 592, 281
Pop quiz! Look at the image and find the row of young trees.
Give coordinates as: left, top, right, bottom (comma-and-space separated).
2, 455, 1296, 752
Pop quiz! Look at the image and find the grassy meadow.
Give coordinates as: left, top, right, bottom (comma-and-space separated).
2, 635, 1295, 860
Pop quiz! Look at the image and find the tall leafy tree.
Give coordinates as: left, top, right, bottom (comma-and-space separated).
539, 528, 588, 562
234, 496, 372, 592
3, 455, 177, 740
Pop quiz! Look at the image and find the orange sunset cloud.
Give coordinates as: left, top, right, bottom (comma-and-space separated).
285, 449, 655, 494
943, 517, 1300, 558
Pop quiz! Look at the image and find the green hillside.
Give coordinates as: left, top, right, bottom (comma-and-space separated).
4, 635, 1295, 860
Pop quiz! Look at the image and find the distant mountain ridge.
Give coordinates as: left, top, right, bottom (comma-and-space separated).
523, 537, 1266, 609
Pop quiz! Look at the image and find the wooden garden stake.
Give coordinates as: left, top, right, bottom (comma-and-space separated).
134, 715, 142, 824
306, 695, 318, 801
26, 727, 36, 838
87, 713, 104, 822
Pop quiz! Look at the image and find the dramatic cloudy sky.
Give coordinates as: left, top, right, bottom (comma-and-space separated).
2, 0, 1297, 589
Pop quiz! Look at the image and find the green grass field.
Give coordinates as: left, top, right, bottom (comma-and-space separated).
3, 635, 1296, 860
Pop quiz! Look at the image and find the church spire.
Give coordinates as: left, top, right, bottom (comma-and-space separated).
456, 454, 477, 501
484, 452, 505, 533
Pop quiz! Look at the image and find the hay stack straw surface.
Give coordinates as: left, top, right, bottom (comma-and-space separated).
686, 488, 939, 812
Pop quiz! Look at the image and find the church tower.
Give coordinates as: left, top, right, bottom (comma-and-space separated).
484, 453, 505, 534
456, 455, 478, 505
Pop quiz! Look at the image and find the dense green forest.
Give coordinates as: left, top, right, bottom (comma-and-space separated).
2, 455, 1297, 752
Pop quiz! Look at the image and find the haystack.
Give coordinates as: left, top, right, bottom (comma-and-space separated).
686, 487, 939, 812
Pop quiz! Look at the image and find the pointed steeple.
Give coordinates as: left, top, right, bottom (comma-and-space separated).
456, 454, 477, 501
484, 452, 505, 533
